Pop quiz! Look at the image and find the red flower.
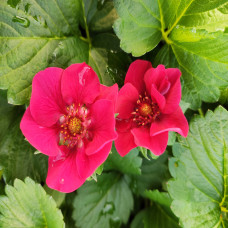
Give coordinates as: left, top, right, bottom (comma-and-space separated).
20, 63, 118, 193
115, 60, 189, 156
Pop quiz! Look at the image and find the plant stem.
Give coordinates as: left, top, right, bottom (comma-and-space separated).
198, 108, 204, 117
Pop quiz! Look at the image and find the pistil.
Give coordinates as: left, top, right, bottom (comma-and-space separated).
131, 92, 160, 127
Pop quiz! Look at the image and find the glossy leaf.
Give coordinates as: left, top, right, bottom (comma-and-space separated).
168, 106, 228, 227
114, 0, 228, 109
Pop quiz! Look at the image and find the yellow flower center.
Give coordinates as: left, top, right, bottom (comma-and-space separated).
68, 117, 82, 135
139, 103, 152, 116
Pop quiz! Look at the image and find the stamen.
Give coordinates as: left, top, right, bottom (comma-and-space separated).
131, 93, 160, 127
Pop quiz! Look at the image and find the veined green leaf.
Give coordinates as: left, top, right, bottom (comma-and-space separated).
73, 172, 133, 228
0, 0, 88, 105
168, 106, 228, 227
0, 177, 64, 228
114, 0, 228, 109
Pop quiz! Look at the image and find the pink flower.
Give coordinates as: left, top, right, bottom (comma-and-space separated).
20, 63, 118, 193
115, 60, 189, 157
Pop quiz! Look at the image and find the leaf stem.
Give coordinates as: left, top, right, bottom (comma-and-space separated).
81, 0, 91, 48
198, 108, 204, 117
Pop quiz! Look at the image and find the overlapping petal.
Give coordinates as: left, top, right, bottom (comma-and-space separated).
144, 65, 166, 94
85, 100, 117, 155
61, 63, 100, 105
150, 107, 189, 137
115, 131, 137, 157
96, 84, 118, 107
116, 83, 139, 119
131, 128, 168, 155
76, 143, 112, 179
20, 107, 60, 156
125, 60, 152, 94
30, 67, 65, 127
46, 153, 84, 193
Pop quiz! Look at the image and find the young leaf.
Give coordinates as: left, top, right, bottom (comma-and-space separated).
104, 146, 142, 175
0, 177, 64, 228
73, 172, 133, 228
168, 106, 228, 227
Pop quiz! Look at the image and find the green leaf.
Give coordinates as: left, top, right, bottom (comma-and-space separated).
0, 0, 88, 105
131, 204, 179, 228
87, 163, 104, 182
168, 106, 228, 227
170, 27, 228, 109
60, 192, 77, 228
219, 87, 228, 104
82, 0, 118, 33
89, 33, 131, 86
43, 185, 66, 208
132, 152, 169, 195
114, 0, 228, 109
0, 97, 48, 183
104, 145, 142, 175
73, 172, 133, 228
114, 0, 161, 57
144, 190, 172, 208
0, 177, 64, 228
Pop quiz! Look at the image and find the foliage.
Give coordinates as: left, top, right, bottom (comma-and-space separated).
0, 0, 227, 227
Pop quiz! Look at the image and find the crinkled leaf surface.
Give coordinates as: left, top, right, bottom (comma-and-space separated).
114, 0, 228, 109
0, 92, 48, 183
131, 190, 179, 228
0, 0, 88, 105
0, 177, 64, 228
104, 145, 142, 175
73, 172, 133, 228
168, 106, 228, 227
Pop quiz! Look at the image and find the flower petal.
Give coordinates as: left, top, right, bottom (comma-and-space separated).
144, 65, 166, 94
76, 142, 112, 179
115, 131, 137, 157
46, 153, 84, 193
163, 68, 182, 114
96, 84, 118, 108
116, 83, 139, 119
150, 85, 166, 111
166, 68, 181, 85
125, 60, 152, 94
61, 63, 100, 105
30, 67, 65, 127
131, 128, 168, 155
115, 118, 132, 133
20, 107, 60, 156
85, 100, 117, 155
150, 107, 189, 137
